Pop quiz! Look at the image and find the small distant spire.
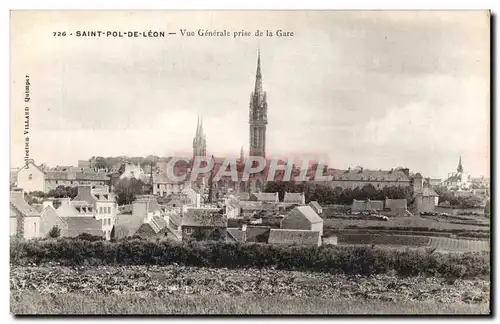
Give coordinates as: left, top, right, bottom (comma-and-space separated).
457, 155, 463, 173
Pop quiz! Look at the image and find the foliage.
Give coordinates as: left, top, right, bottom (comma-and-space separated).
114, 178, 146, 205
434, 187, 484, 209
10, 238, 489, 279
264, 182, 413, 205
47, 186, 78, 199
47, 226, 61, 238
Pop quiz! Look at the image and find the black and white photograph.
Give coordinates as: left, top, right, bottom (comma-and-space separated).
9, 10, 491, 315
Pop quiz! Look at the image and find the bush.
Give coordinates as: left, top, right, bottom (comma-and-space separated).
9, 238, 489, 279
47, 226, 61, 238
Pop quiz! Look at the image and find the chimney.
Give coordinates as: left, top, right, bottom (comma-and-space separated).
42, 199, 54, 209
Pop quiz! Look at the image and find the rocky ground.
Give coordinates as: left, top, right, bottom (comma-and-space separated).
10, 264, 490, 305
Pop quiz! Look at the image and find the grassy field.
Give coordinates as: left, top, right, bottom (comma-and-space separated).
10, 291, 490, 315
323, 216, 488, 233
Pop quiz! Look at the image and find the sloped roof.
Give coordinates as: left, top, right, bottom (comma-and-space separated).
64, 217, 104, 237
169, 213, 182, 227
182, 208, 227, 227
31, 204, 44, 213
115, 214, 145, 238
151, 216, 167, 230
227, 228, 245, 242
10, 191, 39, 217
287, 206, 323, 224
325, 169, 410, 182
352, 199, 384, 212
246, 226, 271, 242
283, 192, 305, 203
308, 201, 322, 212
251, 192, 278, 202
18, 161, 45, 174
268, 229, 320, 245
239, 200, 277, 212
45, 171, 110, 181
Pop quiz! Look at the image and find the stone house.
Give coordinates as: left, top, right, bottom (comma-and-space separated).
351, 199, 384, 213
10, 189, 40, 239
181, 208, 227, 242
39, 201, 68, 238
280, 205, 323, 236
16, 161, 46, 193
283, 192, 306, 205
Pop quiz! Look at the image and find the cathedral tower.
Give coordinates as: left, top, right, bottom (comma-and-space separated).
193, 116, 207, 158
249, 50, 268, 158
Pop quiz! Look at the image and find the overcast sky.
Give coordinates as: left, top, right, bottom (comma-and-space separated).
11, 11, 490, 179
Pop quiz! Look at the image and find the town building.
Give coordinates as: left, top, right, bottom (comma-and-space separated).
55, 185, 117, 240
351, 199, 384, 213
442, 156, 471, 190
119, 162, 145, 180
181, 208, 227, 242
283, 192, 306, 205
316, 167, 411, 190
10, 189, 40, 239
16, 160, 46, 193
45, 170, 110, 192
250, 192, 279, 203
280, 205, 324, 236
413, 173, 439, 213
39, 201, 68, 238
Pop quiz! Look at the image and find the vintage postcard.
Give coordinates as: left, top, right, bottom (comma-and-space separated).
9, 10, 490, 315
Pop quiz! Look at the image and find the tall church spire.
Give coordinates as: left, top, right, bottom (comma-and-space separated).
254, 49, 263, 94
457, 155, 463, 173
249, 49, 268, 159
193, 115, 207, 158
195, 114, 201, 137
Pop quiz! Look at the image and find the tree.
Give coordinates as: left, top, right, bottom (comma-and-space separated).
47, 225, 61, 238
114, 178, 146, 205
94, 156, 107, 170
47, 186, 78, 199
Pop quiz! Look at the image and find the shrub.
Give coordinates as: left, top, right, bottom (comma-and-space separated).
47, 226, 61, 238
9, 238, 489, 279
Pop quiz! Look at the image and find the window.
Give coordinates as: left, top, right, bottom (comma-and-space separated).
28, 174, 33, 180
55, 181, 58, 184
185, 228, 193, 235
34, 222, 37, 234
99, 207, 103, 214
108, 207, 111, 214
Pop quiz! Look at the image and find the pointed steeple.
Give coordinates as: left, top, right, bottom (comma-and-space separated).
195, 114, 201, 137
254, 49, 263, 94
199, 117, 204, 138
457, 155, 463, 173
